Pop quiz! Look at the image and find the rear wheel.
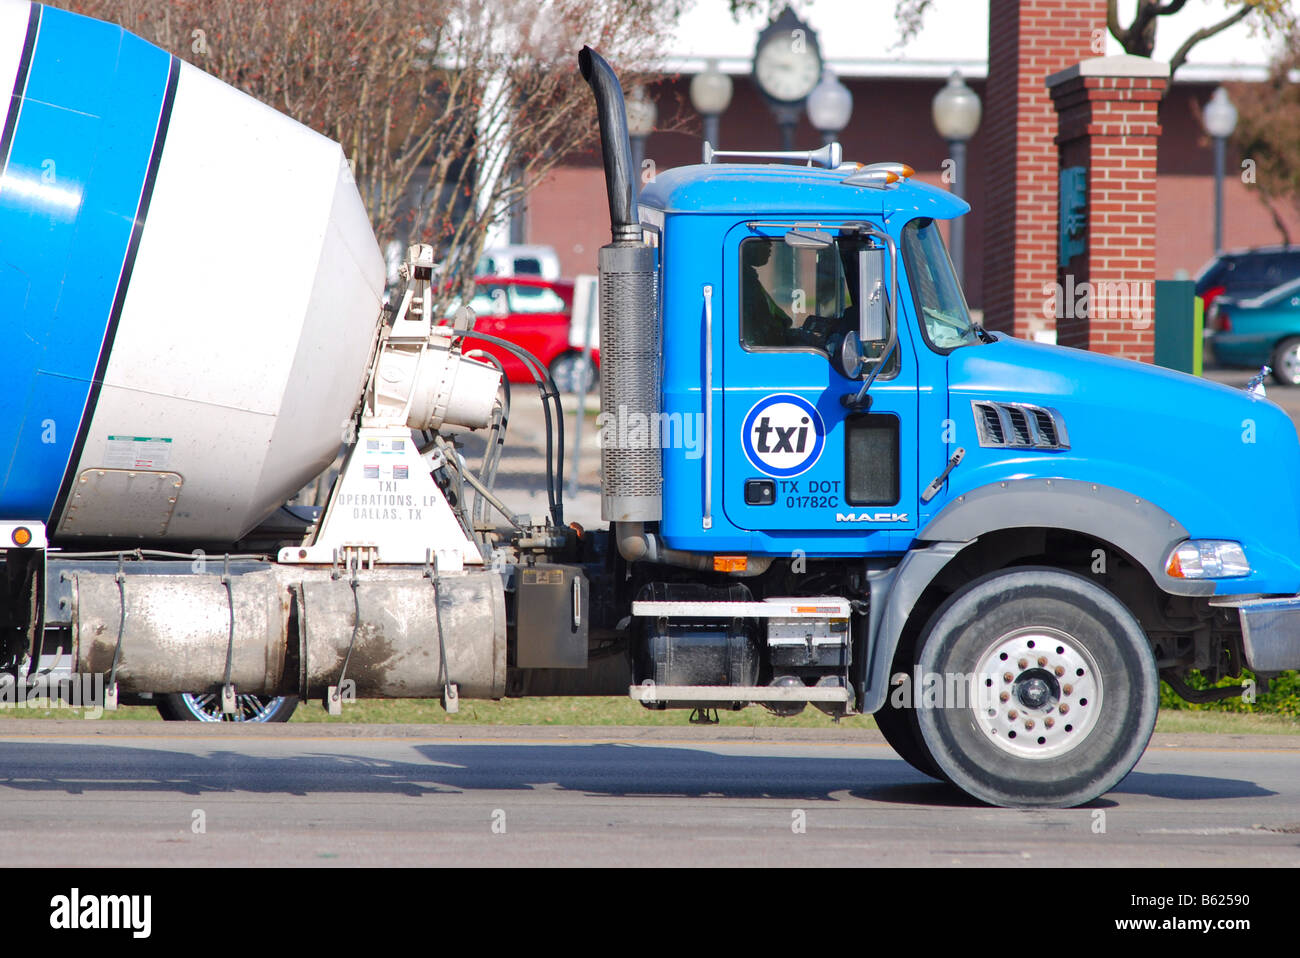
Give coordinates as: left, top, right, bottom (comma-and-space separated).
1271, 337, 1300, 386
914, 568, 1157, 808
157, 692, 297, 723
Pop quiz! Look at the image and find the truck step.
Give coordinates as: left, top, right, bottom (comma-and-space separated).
631, 598, 851, 619
628, 684, 850, 704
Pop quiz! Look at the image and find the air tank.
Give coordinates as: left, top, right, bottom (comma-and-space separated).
0, 1, 385, 545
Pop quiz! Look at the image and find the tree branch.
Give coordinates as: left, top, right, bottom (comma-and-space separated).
1169, 3, 1253, 74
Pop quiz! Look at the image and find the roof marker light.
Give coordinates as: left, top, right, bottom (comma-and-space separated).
860, 161, 914, 178
842, 169, 899, 189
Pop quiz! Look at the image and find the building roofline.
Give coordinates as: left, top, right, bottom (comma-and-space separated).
656, 57, 1269, 84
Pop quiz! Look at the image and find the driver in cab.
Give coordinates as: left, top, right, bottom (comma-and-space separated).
742, 239, 851, 350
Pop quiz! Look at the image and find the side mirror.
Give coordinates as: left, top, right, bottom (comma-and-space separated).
828, 330, 868, 380
858, 245, 886, 343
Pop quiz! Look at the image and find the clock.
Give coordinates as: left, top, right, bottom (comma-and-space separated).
752, 6, 822, 105
754, 31, 822, 103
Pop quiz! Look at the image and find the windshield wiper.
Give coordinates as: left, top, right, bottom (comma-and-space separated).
971, 323, 996, 344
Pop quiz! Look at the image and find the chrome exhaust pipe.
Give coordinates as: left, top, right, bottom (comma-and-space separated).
579, 46, 662, 523
579, 46, 640, 244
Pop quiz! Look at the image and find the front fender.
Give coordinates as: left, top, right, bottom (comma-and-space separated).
920, 478, 1204, 597
860, 479, 1200, 714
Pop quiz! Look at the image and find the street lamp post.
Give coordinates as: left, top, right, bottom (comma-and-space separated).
931, 71, 982, 288
1203, 86, 1238, 256
806, 68, 853, 146
624, 85, 657, 196
690, 59, 733, 153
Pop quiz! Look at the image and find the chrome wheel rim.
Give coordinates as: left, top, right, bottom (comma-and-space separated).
971, 626, 1102, 759
1281, 344, 1300, 385
180, 692, 284, 722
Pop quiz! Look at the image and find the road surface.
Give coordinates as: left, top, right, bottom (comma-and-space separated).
0, 722, 1294, 867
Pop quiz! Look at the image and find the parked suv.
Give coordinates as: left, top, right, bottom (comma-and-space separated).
1196, 246, 1300, 315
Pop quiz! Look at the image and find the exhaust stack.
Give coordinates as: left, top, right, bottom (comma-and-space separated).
580, 47, 662, 523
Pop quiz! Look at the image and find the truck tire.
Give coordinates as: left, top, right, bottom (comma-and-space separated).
156, 692, 298, 723
874, 665, 947, 782
874, 698, 945, 782
914, 568, 1157, 808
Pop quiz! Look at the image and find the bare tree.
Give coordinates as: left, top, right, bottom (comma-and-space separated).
896, 0, 1295, 74
60, 0, 676, 308
1230, 31, 1300, 245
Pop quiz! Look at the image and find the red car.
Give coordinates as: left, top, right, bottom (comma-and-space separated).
457, 277, 599, 392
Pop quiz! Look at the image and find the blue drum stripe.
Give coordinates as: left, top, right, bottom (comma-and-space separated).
50, 54, 180, 529
0, 4, 176, 527
0, 3, 39, 171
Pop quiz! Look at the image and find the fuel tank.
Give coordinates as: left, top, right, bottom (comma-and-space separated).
0, 1, 384, 545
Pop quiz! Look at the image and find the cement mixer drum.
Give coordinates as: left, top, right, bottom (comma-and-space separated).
0, 1, 385, 545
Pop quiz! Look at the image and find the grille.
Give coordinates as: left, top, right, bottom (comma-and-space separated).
977, 404, 1005, 445
970, 401, 1069, 451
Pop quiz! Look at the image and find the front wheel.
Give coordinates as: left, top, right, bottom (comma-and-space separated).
156, 692, 298, 723
1271, 337, 1300, 386
914, 568, 1157, 808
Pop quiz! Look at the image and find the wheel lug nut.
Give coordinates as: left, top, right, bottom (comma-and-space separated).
999, 692, 1010, 703
1008, 709, 1018, 720
1063, 684, 1073, 695
1003, 672, 1013, 683
1055, 666, 1065, 676
1045, 717, 1055, 728
1037, 656, 1047, 666
1024, 719, 1034, 730
1059, 704, 1069, 715
1018, 659, 1028, 669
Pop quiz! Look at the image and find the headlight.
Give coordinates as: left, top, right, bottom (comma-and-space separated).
1165, 540, 1250, 579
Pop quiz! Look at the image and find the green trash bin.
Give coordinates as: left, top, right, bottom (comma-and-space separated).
1154, 279, 1203, 376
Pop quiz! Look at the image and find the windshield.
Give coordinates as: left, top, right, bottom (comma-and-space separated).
901, 218, 978, 350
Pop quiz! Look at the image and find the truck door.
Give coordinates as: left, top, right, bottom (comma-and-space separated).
721, 222, 919, 541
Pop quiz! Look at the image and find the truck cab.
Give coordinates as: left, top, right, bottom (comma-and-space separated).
580, 46, 1300, 807
641, 164, 965, 557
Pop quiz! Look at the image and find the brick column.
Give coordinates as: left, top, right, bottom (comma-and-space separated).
982, 0, 1105, 339
1047, 56, 1168, 361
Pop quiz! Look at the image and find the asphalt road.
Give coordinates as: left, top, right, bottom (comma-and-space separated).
0, 722, 1294, 867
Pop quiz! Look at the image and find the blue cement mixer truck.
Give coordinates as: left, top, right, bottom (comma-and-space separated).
2, 2, 1297, 807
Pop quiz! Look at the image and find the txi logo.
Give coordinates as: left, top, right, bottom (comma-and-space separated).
741, 393, 825, 478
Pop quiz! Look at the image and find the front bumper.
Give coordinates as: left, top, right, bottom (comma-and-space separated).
1210, 596, 1300, 671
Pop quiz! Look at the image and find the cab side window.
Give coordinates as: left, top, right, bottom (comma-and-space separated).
739, 235, 896, 375
740, 238, 851, 351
